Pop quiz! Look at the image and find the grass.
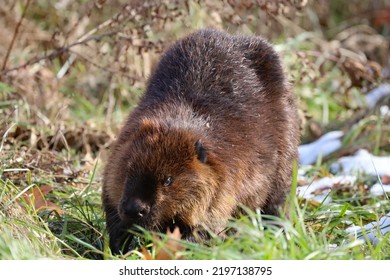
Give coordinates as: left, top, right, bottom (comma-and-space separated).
0, 150, 389, 260
1, 72, 389, 261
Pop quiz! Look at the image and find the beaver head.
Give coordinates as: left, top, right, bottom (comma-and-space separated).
103, 117, 229, 253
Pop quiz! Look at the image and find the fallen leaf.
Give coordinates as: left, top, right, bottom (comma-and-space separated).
155, 227, 184, 260
19, 185, 63, 215
141, 247, 153, 260
141, 227, 184, 260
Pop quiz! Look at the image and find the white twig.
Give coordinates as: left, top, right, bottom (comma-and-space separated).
0, 123, 16, 154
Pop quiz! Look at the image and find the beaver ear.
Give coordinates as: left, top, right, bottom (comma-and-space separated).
195, 139, 207, 163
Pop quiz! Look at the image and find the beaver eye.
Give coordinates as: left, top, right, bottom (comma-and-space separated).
163, 176, 174, 187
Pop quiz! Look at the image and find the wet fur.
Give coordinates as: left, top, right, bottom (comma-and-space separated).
102, 29, 300, 254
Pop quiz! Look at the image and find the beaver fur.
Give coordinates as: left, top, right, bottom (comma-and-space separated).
102, 29, 300, 254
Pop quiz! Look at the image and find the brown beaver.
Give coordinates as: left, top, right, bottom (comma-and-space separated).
102, 29, 300, 254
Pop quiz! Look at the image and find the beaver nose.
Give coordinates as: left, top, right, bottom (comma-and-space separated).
121, 198, 150, 219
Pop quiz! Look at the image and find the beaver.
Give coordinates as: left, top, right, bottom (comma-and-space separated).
102, 29, 300, 254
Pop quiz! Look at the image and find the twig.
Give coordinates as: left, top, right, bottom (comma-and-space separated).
70, 49, 137, 80
0, 123, 17, 155
0, 31, 118, 75
56, 18, 114, 78
2, 0, 32, 71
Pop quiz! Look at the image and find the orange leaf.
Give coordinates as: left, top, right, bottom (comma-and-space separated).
141, 247, 153, 260
19, 185, 63, 215
140, 227, 184, 260
154, 227, 184, 260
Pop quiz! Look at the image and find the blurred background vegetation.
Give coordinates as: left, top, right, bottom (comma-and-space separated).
1, 0, 389, 144
0, 0, 389, 259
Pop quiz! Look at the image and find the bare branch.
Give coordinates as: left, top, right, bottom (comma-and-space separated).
0, 31, 119, 75
2, 0, 32, 71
